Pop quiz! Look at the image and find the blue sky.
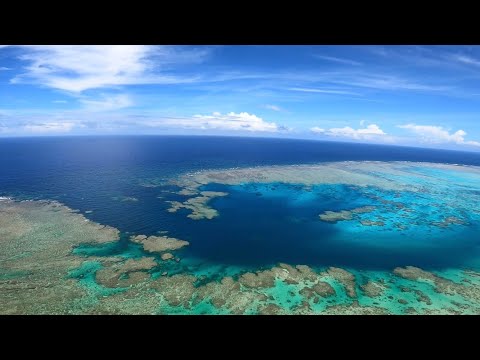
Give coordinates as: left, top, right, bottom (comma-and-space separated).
1, 45, 480, 151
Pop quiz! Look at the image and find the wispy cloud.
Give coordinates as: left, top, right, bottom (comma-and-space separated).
52, 100, 68, 104
166, 69, 448, 97
451, 54, 480, 67
398, 124, 480, 147
145, 112, 281, 132
370, 46, 480, 72
263, 104, 282, 111
311, 124, 389, 141
0, 121, 10, 133
10, 45, 210, 92
287, 87, 360, 96
313, 54, 362, 66
6, 46, 453, 99
79, 94, 133, 111
332, 75, 449, 92
368, 46, 439, 64
0, 67, 11, 71
23, 121, 77, 133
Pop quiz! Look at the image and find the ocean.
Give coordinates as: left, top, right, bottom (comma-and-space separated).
2, 136, 480, 314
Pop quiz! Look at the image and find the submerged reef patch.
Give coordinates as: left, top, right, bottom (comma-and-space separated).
168, 162, 445, 192
319, 206, 375, 223
326, 267, 357, 298
112, 196, 139, 202
299, 281, 336, 304
195, 276, 269, 315
161, 253, 174, 261
392, 266, 480, 312
431, 216, 467, 228
166, 191, 228, 220
361, 280, 387, 298
151, 274, 197, 307
323, 301, 389, 315
95, 257, 156, 288
130, 234, 189, 253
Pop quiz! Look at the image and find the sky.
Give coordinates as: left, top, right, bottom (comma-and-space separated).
1, 45, 480, 151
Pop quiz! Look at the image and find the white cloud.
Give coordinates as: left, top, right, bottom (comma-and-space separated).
313, 54, 362, 66
0, 123, 10, 133
0, 67, 11, 71
264, 104, 282, 111
80, 94, 133, 111
11, 45, 209, 92
398, 124, 480, 147
311, 124, 387, 140
146, 112, 280, 132
311, 127, 325, 133
335, 75, 448, 92
288, 87, 360, 96
52, 100, 68, 104
452, 54, 480, 67
23, 122, 76, 133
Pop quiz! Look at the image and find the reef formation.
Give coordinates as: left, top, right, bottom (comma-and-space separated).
2, 161, 480, 314
166, 191, 228, 220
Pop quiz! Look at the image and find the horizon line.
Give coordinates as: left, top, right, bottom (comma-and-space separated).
1, 133, 480, 155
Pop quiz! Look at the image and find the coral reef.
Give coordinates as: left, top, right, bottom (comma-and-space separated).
361, 280, 387, 297
4, 160, 480, 314
130, 234, 189, 253
161, 253, 174, 261
299, 281, 336, 304
394, 266, 480, 307
95, 257, 156, 288
151, 274, 197, 307
323, 301, 388, 315
167, 191, 228, 220
0, 199, 119, 314
195, 276, 268, 314
318, 206, 375, 223
326, 267, 357, 298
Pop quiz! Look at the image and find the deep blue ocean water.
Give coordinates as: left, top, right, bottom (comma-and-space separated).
2, 135, 480, 271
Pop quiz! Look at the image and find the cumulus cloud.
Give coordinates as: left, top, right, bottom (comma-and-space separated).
310, 126, 325, 133
147, 112, 280, 132
23, 122, 76, 133
10, 45, 209, 92
398, 124, 480, 147
311, 123, 387, 140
